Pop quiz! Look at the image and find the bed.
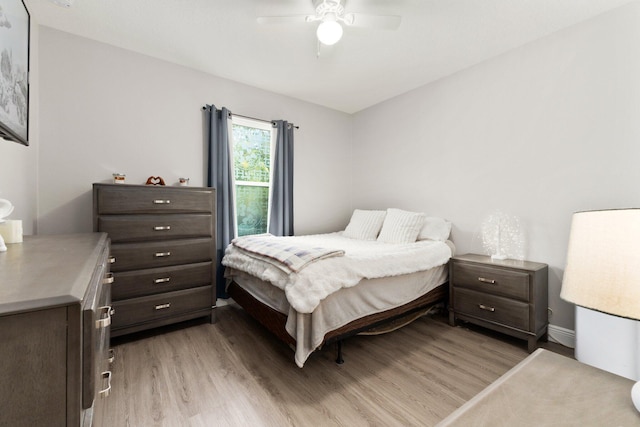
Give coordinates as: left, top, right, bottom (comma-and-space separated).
222, 208, 454, 367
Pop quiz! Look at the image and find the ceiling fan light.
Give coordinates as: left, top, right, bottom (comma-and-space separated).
317, 20, 343, 45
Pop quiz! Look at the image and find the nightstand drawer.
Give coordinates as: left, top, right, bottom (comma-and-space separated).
110, 238, 213, 271
453, 288, 530, 331
111, 286, 212, 329
98, 214, 213, 243
452, 263, 529, 301
112, 262, 213, 300
96, 186, 213, 214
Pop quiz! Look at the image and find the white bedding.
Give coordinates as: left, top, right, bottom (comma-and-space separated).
222, 232, 452, 314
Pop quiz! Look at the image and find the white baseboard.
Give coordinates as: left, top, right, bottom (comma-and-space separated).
548, 324, 575, 349
216, 298, 232, 307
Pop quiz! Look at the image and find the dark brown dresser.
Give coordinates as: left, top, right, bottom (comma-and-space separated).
448, 253, 548, 352
93, 183, 216, 337
0, 233, 113, 427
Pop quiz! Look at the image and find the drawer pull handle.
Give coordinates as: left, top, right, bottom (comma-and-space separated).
478, 277, 496, 284
96, 305, 113, 328
155, 303, 171, 310
154, 252, 171, 257
99, 371, 112, 398
154, 277, 171, 284
153, 199, 171, 204
108, 256, 116, 264
478, 304, 496, 312
154, 226, 171, 231
103, 272, 114, 285
108, 349, 115, 364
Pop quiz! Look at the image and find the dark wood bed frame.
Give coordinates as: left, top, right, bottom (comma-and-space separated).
227, 280, 448, 364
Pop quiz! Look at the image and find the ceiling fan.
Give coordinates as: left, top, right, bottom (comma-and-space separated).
257, 0, 401, 47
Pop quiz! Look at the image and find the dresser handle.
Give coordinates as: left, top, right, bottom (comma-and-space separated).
153, 199, 171, 204
154, 252, 171, 257
108, 256, 116, 264
108, 349, 115, 364
154, 277, 171, 284
154, 226, 171, 231
99, 371, 112, 398
96, 305, 113, 328
478, 304, 496, 312
155, 303, 171, 310
103, 272, 114, 285
478, 277, 496, 284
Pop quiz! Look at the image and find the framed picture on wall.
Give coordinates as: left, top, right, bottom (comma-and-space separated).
0, 0, 30, 146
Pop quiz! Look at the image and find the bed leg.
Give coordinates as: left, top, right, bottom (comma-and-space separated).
336, 340, 344, 365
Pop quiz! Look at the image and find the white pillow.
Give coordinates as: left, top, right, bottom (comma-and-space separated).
343, 209, 387, 240
418, 217, 452, 242
377, 208, 426, 244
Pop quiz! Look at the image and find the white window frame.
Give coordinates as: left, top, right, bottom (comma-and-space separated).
230, 115, 276, 237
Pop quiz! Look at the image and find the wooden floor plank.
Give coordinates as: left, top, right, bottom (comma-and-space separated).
103, 304, 570, 426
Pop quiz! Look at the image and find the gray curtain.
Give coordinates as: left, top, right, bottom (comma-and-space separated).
205, 104, 235, 298
269, 120, 294, 236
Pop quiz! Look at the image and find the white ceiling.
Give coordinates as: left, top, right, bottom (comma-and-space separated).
29, 0, 635, 114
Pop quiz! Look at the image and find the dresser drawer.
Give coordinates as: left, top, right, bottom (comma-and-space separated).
112, 262, 212, 300
98, 214, 213, 243
452, 263, 530, 301
96, 186, 213, 214
110, 238, 213, 271
111, 286, 213, 329
81, 241, 111, 411
453, 287, 530, 331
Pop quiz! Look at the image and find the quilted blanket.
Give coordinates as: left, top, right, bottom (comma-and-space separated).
223, 232, 452, 314
232, 234, 345, 273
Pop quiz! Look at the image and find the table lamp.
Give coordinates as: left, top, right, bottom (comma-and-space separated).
560, 208, 640, 411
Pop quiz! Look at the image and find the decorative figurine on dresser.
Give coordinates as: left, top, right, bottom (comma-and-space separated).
93, 183, 216, 337
448, 254, 549, 352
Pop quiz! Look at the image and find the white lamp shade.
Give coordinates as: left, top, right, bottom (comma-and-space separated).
317, 20, 343, 45
560, 209, 640, 320
633, 382, 640, 412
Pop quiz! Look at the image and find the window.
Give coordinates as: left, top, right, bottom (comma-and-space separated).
231, 116, 275, 237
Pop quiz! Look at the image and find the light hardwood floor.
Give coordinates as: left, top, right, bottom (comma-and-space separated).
103, 304, 570, 426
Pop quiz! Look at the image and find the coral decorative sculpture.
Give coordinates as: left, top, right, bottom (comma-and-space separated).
480, 211, 525, 261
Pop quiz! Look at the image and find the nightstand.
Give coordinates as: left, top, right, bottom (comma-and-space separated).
448, 254, 548, 352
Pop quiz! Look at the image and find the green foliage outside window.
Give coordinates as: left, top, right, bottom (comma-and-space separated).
232, 123, 272, 236
235, 185, 269, 237
233, 125, 271, 183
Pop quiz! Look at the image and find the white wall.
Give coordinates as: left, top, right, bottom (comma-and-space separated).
0, 136, 37, 234
24, 4, 640, 334
0, 15, 38, 235
37, 27, 353, 236
352, 2, 640, 332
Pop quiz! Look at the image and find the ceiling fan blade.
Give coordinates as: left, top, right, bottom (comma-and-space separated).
257, 15, 313, 25
343, 13, 401, 30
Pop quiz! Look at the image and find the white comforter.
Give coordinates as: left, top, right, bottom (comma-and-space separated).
222, 232, 452, 314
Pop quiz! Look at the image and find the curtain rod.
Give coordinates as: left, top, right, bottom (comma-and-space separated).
201, 106, 299, 129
